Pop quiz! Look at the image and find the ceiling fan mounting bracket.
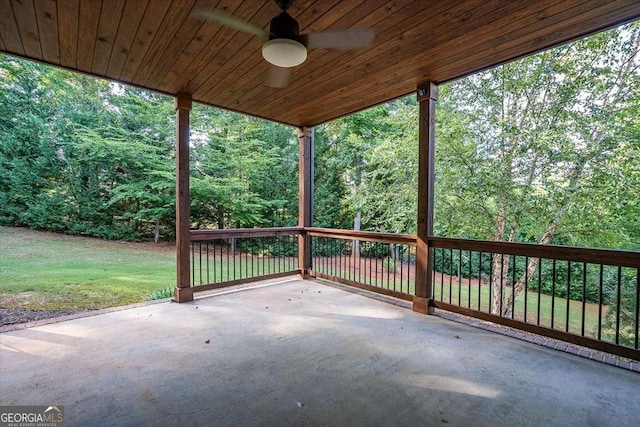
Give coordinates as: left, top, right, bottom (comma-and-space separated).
269, 11, 301, 42
274, 0, 295, 12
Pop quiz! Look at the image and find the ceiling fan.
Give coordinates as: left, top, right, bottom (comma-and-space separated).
196, 0, 374, 87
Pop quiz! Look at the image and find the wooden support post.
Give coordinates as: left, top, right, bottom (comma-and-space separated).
175, 93, 193, 303
414, 82, 438, 314
297, 126, 313, 277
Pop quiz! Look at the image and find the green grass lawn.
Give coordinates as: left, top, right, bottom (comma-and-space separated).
316, 262, 607, 341
0, 225, 614, 342
0, 226, 176, 310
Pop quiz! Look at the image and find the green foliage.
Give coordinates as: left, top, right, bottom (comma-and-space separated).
149, 287, 175, 300
0, 55, 300, 240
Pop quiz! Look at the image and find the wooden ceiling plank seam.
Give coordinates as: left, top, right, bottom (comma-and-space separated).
197, 0, 343, 99
142, 0, 221, 89
76, 0, 101, 72
131, 0, 197, 86
0, 0, 25, 55
118, 0, 172, 81
434, 3, 640, 86
212, 0, 377, 106
241, 0, 470, 113
34, 0, 60, 64
189, 3, 282, 94
163, 0, 251, 92
200, 0, 349, 103
231, 0, 424, 112
158, 0, 225, 88
288, 0, 583, 118
421, 0, 634, 83
11, 0, 43, 60
250, 0, 493, 115
91, 0, 126, 76
226, 0, 422, 111
300, 3, 640, 126
106, 0, 149, 78
56, 0, 79, 68
187, 0, 281, 94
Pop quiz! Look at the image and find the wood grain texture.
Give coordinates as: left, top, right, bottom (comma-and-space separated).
0, 0, 24, 55
415, 82, 437, 300
11, 0, 42, 60
76, 0, 101, 72
175, 93, 192, 294
1, 0, 639, 126
34, 0, 59, 64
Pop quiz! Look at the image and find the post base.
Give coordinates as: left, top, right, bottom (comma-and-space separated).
174, 286, 194, 303
413, 296, 433, 314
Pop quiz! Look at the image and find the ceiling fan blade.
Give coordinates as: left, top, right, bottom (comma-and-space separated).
195, 9, 269, 40
303, 29, 374, 49
266, 65, 291, 88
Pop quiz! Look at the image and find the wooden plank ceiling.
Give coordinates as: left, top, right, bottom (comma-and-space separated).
1, 0, 639, 127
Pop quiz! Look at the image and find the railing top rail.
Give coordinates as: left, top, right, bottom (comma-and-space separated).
189, 227, 638, 267
305, 227, 417, 245
428, 236, 640, 268
190, 227, 303, 241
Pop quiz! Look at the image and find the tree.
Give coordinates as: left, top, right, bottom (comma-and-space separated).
437, 23, 640, 316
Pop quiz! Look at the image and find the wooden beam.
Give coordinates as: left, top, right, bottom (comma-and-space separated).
298, 126, 314, 277
414, 81, 438, 314
175, 92, 193, 303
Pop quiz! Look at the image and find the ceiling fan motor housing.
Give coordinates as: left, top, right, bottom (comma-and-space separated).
269, 12, 301, 41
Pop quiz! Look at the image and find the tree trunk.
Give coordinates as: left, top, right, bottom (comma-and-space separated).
490, 203, 507, 314
154, 218, 159, 243
353, 210, 361, 259
502, 222, 558, 318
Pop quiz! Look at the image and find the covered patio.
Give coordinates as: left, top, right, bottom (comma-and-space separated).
2, 278, 638, 426
1, 0, 639, 423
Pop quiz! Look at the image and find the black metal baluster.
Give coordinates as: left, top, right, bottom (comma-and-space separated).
499, 254, 504, 316
524, 256, 529, 323
227, 238, 231, 281
191, 241, 195, 286
468, 251, 472, 309
511, 255, 516, 319
598, 264, 603, 341
387, 244, 391, 290
262, 238, 266, 277
234, 239, 246, 279
582, 262, 587, 336
566, 261, 571, 333
616, 266, 622, 345
634, 268, 640, 350
440, 249, 444, 302
400, 245, 404, 294
478, 252, 483, 311
391, 245, 398, 291
449, 249, 453, 304
458, 249, 462, 306
488, 254, 493, 314
537, 259, 542, 325
206, 242, 210, 285
551, 259, 556, 329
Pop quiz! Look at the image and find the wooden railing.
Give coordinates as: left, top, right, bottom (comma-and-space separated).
189, 227, 302, 292
428, 237, 639, 360
306, 227, 417, 301
188, 227, 639, 360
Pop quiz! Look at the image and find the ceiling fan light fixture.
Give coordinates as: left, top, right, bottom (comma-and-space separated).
262, 38, 307, 68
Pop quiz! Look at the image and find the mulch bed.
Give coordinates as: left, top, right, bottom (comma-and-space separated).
0, 308, 90, 326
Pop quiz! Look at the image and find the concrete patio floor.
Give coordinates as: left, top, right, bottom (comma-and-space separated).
1, 278, 638, 426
